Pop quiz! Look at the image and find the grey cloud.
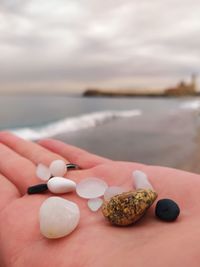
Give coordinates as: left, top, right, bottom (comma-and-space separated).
0, 0, 200, 89
157, 33, 200, 55
0, 50, 191, 83
1, 34, 47, 48
0, 0, 28, 14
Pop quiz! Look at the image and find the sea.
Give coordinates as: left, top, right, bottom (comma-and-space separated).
1, 94, 200, 173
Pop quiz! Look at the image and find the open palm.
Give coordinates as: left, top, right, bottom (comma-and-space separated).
0, 132, 200, 267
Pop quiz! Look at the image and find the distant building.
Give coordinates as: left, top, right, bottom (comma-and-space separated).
165, 74, 197, 96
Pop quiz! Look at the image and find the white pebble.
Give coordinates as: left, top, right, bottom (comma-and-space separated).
49, 160, 67, 177
47, 177, 76, 194
76, 177, 108, 199
36, 164, 51, 181
88, 198, 103, 212
132, 170, 154, 190
104, 186, 125, 201
39, 197, 80, 239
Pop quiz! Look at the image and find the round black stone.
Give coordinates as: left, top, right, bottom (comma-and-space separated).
155, 199, 180, 222
27, 184, 48, 195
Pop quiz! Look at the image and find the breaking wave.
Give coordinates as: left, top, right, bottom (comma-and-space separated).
180, 100, 200, 110
11, 110, 142, 140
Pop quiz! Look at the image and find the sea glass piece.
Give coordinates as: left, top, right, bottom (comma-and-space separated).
36, 164, 51, 181
132, 170, 154, 190
104, 186, 125, 201
49, 160, 67, 177
88, 198, 103, 212
76, 177, 108, 199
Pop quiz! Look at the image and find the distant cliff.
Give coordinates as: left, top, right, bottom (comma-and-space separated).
83, 75, 199, 97
83, 88, 165, 97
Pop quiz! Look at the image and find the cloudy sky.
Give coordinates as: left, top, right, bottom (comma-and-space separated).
0, 0, 199, 93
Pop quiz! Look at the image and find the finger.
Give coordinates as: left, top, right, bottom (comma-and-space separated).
0, 174, 20, 212
38, 138, 112, 168
0, 131, 67, 166
0, 143, 39, 194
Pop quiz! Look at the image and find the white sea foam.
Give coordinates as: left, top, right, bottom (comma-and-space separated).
180, 100, 200, 110
10, 110, 142, 140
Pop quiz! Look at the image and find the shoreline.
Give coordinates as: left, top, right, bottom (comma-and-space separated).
54, 112, 200, 174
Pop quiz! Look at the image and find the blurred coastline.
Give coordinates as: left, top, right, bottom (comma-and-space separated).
1, 94, 200, 174
84, 74, 199, 97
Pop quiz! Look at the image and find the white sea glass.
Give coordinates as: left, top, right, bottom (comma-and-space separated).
132, 170, 154, 190
76, 177, 108, 199
36, 164, 51, 181
49, 160, 67, 177
39, 197, 80, 239
87, 198, 103, 212
47, 177, 76, 194
104, 186, 125, 201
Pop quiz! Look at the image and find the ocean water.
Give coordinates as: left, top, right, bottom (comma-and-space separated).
0, 94, 197, 131
1, 95, 200, 172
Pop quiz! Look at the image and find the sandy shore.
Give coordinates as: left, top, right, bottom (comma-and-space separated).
54, 110, 200, 174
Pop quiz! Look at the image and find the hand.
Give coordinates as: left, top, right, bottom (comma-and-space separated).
0, 132, 199, 267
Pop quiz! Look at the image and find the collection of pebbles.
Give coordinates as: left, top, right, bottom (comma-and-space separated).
28, 160, 180, 239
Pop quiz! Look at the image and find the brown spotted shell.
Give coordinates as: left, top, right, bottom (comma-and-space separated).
101, 189, 157, 226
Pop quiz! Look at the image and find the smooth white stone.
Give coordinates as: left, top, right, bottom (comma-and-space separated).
47, 177, 76, 194
39, 197, 80, 239
132, 170, 154, 190
76, 177, 108, 199
49, 160, 67, 177
104, 186, 125, 201
88, 198, 103, 212
36, 164, 51, 181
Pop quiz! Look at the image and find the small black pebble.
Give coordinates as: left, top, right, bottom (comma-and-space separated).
155, 199, 180, 222
66, 163, 80, 170
27, 184, 48, 195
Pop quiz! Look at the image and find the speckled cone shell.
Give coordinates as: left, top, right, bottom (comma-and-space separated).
101, 189, 157, 226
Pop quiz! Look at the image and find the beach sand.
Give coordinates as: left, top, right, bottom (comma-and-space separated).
54, 109, 200, 174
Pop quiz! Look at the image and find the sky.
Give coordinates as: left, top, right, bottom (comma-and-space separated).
0, 0, 200, 93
